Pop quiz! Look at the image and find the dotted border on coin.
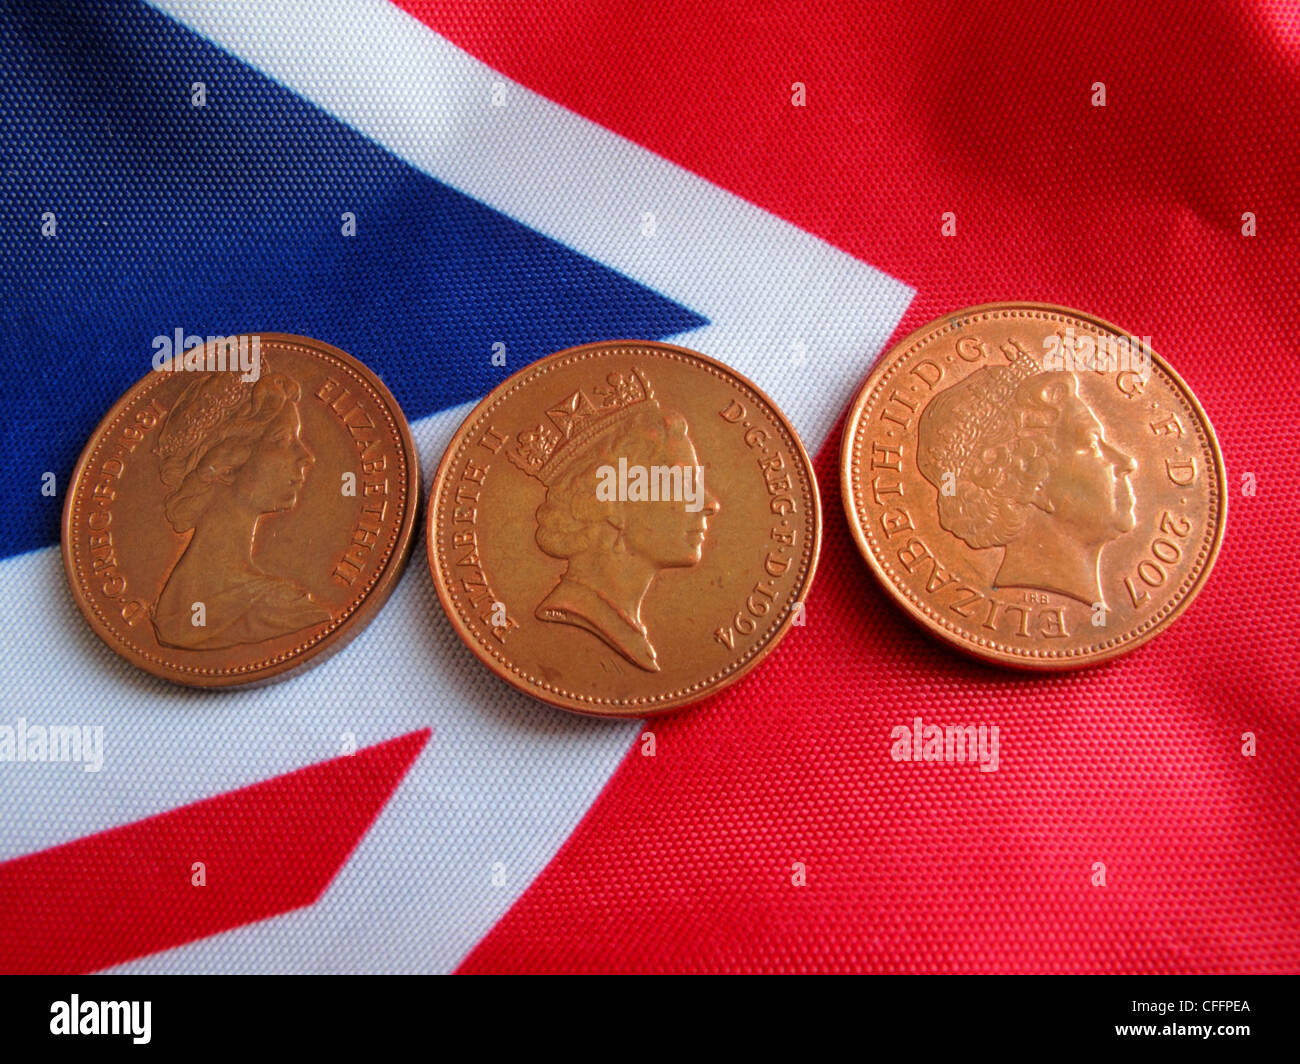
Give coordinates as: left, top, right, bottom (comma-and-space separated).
848, 307, 1223, 660
436, 346, 818, 707
69, 341, 410, 676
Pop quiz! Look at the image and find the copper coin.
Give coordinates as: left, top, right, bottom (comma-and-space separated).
841, 303, 1226, 669
62, 333, 419, 687
428, 340, 821, 716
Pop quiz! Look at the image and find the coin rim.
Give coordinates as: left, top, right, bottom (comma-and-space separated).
427, 339, 822, 716
839, 301, 1228, 670
60, 332, 421, 689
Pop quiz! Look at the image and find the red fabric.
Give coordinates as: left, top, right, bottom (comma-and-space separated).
0, 730, 429, 974
392, 0, 1300, 972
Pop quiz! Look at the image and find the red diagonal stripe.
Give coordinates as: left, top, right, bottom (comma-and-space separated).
0, 729, 430, 974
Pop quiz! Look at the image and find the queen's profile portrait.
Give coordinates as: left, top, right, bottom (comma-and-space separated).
151, 363, 332, 650
508, 369, 719, 672
915, 344, 1137, 607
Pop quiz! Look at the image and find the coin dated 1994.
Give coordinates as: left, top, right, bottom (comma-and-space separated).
841, 303, 1226, 669
428, 340, 821, 716
62, 333, 420, 687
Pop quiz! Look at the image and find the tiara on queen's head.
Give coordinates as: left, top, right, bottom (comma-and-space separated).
155, 371, 252, 463
924, 338, 1044, 476
507, 368, 655, 485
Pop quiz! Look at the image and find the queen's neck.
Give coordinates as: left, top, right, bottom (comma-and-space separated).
995, 511, 1103, 606
563, 550, 655, 626
183, 497, 263, 572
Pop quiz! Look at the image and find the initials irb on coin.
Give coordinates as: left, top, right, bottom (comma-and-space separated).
62, 333, 419, 686
428, 340, 821, 716
841, 303, 1226, 668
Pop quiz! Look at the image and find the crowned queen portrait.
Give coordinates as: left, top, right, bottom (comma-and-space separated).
507, 368, 719, 672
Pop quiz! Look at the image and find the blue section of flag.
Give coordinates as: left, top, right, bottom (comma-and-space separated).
0, 0, 706, 558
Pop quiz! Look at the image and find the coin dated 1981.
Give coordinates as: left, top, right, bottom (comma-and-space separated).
62, 333, 420, 687
428, 340, 821, 716
841, 303, 1226, 669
